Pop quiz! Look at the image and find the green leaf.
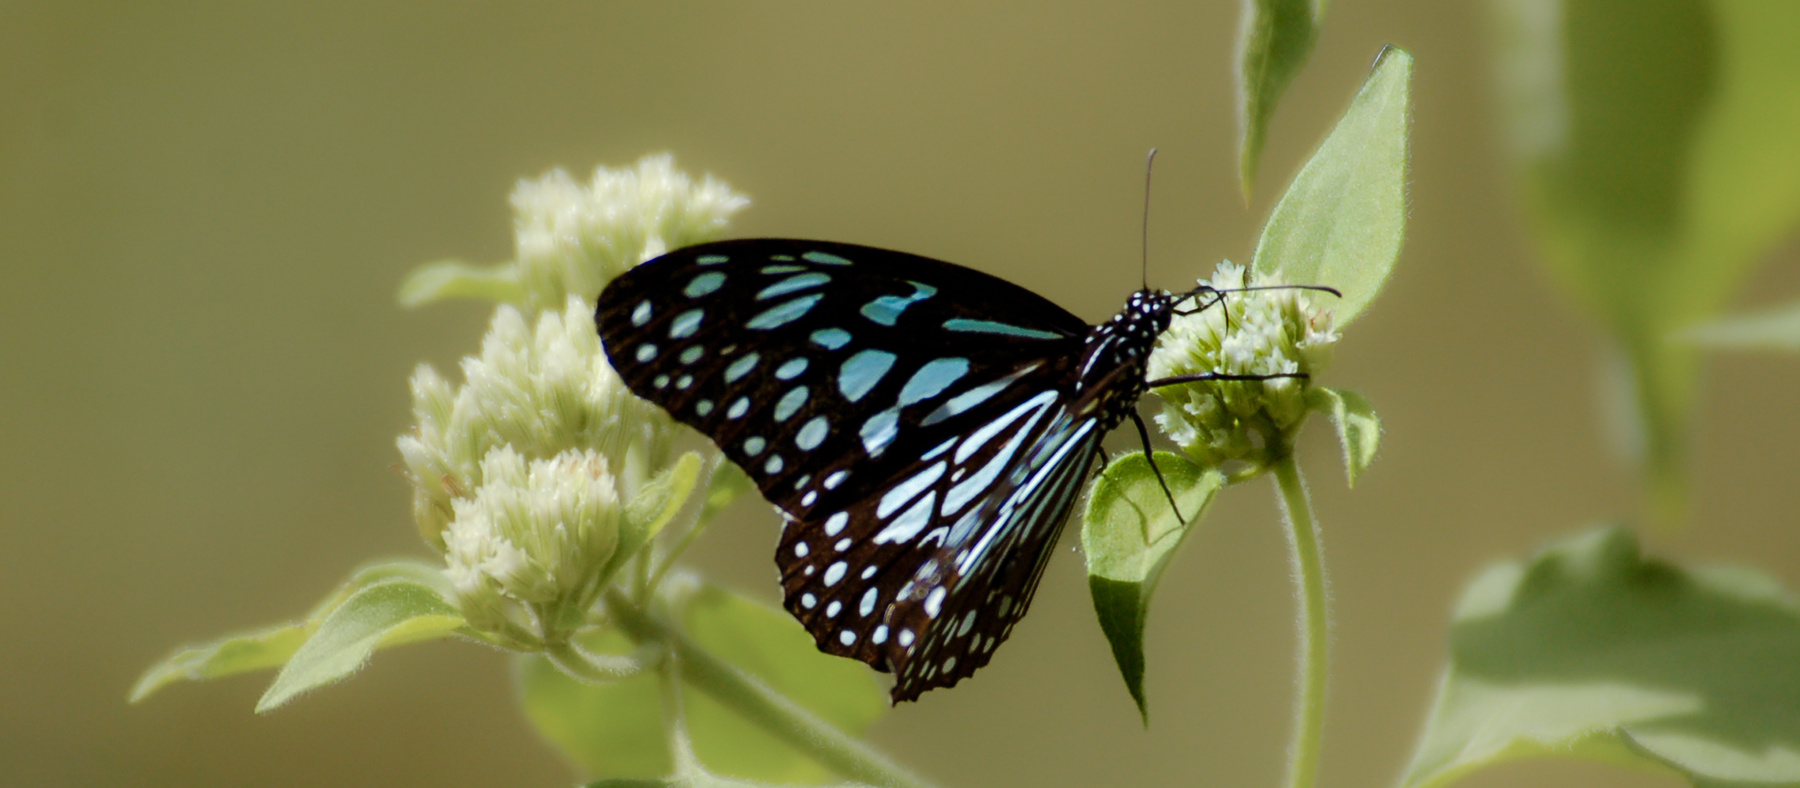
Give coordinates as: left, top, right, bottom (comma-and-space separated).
681, 582, 888, 783
1682, 298, 1800, 352
1081, 451, 1223, 722
130, 558, 449, 702
1305, 387, 1381, 487
518, 580, 887, 784
256, 579, 464, 712
1399, 526, 1800, 788
397, 258, 525, 308
616, 452, 705, 576
519, 626, 672, 779
1493, 1, 1800, 519
584, 773, 828, 788
1252, 45, 1410, 327
698, 461, 755, 527
131, 622, 315, 704
1236, 0, 1327, 197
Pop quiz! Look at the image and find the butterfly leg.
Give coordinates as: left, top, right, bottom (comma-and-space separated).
1129, 409, 1186, 524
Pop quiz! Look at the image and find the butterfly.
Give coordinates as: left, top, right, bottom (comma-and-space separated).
595, 238, 1301, 702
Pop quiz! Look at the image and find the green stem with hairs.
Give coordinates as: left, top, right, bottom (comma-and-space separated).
1272, 451, 1329, 788
543, 639, 654, 684
602, 588, 937, 788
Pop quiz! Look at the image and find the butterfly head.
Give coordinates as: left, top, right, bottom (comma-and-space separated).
1124, 288, 1178, 340
1089, 289, 1177, 359
1074, 289, 1179, 430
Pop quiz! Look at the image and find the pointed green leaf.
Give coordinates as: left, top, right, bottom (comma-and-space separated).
131, 558, 449, 702
1306, 387, 1381, 487
1237, 0, 1326, 196
699, 461, 755, 527
1252, 45, 1410, 327
1081, 451, 1223, 722
256, 579, 464, 712
131, 622, 315, 704
300, 558, 456, 618
519, 580, 886, 784
1399, 526, 1800, 788
612, 452, 705, 582
1682, 298, 1800, 352
397, 258, 525, 308
627, 453, 704, 541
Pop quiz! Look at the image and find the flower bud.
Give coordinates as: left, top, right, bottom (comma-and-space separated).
441, 447, 624, 641
510, 153, 749, 312
398, 297, 680, 548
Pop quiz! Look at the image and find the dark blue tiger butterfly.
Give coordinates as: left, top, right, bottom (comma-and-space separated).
595, 238, 1313, 702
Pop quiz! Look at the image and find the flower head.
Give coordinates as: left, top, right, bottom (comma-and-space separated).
398, 296, 682, 549
1149, 261, 1339, 467
510, 153, 749, 311
396, 155, 743, 644
441, 447, 625, 640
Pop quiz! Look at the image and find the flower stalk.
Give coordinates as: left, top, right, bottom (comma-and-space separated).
1273, 450, 1328, 788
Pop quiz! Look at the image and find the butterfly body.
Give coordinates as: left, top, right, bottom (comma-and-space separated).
596, 239, 1178, 701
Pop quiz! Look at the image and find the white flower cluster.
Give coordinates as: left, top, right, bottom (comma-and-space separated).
399, 297, 677, 550
510, 153, 749, 312
1148, 261, 1338, 466
398, 155, 743, 642
442, 447, 624, 637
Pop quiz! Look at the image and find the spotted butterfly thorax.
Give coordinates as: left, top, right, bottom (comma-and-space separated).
596, 238, 1189, 702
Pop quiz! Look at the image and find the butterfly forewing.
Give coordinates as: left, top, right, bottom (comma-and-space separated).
597, 238, 1168, 702
596, 239, 1089, 515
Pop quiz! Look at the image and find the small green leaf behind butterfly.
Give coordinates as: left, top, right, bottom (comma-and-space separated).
1081, 451, 1224, 723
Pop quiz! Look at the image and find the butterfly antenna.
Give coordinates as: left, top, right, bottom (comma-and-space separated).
1129, 410, 1186, 523
1141, 148, 1157, 292
1215, 283, 1343, 298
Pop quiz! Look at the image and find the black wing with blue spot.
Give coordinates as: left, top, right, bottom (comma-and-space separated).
596, 238, 1116, 701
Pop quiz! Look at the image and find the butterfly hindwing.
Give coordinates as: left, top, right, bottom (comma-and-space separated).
770, 349, 1110, 698
789, 396, 1108, 700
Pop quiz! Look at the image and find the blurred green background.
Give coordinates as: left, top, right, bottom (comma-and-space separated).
3, 2, 1797, 787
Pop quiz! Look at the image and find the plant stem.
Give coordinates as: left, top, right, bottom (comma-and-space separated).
543, 640, 648, 683
1272, 453, 1329, 788
603, 588, 936, 788
658, 650, 701, 776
